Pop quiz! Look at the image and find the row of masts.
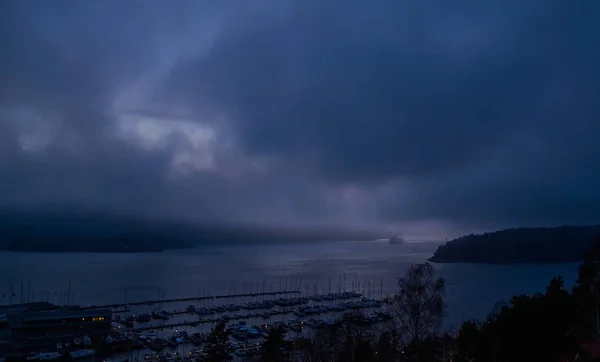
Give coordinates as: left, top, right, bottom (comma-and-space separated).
121, 276, 387, 310
1, 280, 73, 306
223, 276, 385, 296
2, 276, 389, 307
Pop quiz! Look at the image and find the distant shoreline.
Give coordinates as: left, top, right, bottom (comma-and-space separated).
0, 238, 388, 254
428, 225, 599, 264
427, 257, 581, 265
0, 209, 383, 254
0, 245, 193, 254
0, 248, 188, 254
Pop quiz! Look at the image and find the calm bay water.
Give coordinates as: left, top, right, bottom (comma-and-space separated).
0, 240, 579, 328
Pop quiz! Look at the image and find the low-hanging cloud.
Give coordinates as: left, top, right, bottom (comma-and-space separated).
1, 0, 599, 238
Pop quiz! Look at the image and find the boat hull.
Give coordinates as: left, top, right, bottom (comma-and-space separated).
388, 235, 405, 244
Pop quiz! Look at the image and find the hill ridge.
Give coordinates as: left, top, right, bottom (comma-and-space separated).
428, 225, 600, 263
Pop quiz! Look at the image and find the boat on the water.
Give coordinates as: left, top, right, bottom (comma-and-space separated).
389, 235, 405, 244
135, 313, 151, 322
70, 349, 95, 359
27, 352, 62, 361
152, 311, 170, 320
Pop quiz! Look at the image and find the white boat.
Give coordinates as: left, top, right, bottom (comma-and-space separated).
41, 353, 62, 361
70, 349, 96, 359
27, 352, 62, 361
146, 331, 157, 339
389, 235, 405, 244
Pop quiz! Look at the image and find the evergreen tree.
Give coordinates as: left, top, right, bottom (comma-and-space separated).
573, 235, 600, 338
260, 327, 286, 362
206, 321, 231, 362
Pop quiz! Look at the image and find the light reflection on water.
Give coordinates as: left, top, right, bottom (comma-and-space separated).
0, 240, 579, 328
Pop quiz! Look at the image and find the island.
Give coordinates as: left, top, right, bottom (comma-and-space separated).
428, 225, 600, 263
0, 209, 383, 253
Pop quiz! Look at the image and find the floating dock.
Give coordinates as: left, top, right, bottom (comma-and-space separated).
87, 290, 302, 309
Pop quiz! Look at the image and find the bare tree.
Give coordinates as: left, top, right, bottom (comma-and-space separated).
389, 263, 445, 344
295, 318, 376, 362
295, 328, 337, 362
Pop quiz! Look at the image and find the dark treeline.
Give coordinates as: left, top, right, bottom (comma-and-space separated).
0, 209, 383, 253
0, 210, 192, 252
446, 236, 600, 361
202, 236, 600, 361
429, 225, 600, 263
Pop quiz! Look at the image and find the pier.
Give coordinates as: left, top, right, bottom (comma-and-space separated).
110, 291, 382, 332
0, 288, 389, 361
88, 290, 302, 309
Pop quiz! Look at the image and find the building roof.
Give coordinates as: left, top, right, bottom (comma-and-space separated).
0, 302, 56, 314
8, 308, 111, 327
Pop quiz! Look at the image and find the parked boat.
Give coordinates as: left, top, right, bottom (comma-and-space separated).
190, 333, 205, 345
389, 235, 405, 244
70, 349, 95, 359
39, 354, 62, 361
151, 311, 170, 320
146, 331, 157, 339
27, 352, 62, 361
135, 313, 151, 322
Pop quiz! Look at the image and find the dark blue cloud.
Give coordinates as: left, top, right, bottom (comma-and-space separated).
1, 0, 599, 235
164, 0, 600, 228
164, 1, 597, 181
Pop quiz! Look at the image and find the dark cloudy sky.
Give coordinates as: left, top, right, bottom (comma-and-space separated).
1, 0, 599, 239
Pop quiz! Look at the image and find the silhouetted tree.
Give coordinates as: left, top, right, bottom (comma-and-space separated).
260, 327, 286, 362
389, 263, 445, 345
573, 236, 600, 338
295, 318, 379, 362
336, 320, 375, 362
206, 321, 231, 362
454, 320, 480, 361
352, 338, 375, 362
297, 328, 337, 362
455, 275, 575, 361
373, 331, 396, 362
402, 336, 442, 362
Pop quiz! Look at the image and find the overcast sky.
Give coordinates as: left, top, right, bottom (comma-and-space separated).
1, 0, 599, 239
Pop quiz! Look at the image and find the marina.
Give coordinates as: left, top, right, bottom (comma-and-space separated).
109, 290, 390, 361
0, 243, 442, 361
0, 241, 578, 361
1, 282, 391, 361
88, 290, 302, 310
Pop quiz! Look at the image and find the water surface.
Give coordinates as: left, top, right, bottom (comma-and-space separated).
0, 240, 579, 328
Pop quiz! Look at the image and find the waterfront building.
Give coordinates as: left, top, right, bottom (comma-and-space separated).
0, 303, 111, 358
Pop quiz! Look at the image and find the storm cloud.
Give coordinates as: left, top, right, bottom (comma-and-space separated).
1, 0, 599, 238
